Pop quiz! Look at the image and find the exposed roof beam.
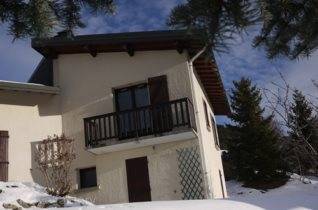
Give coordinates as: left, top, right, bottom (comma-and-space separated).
176, 41, 185, 54
124, 43, 135, 56
84, 45, 97, 57
43, 48, 58, 59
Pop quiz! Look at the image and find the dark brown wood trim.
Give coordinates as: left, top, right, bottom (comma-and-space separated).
0, 131, 9, 138
0, 130, 9, 182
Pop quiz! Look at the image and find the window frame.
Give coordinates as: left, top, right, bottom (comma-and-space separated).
219, 170, 226, 198
203, 99, 210, 130
114, 83, 150, 111
210, 113, 220, 149
79, 167, 97, 189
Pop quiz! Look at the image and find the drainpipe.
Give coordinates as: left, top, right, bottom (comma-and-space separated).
186, 46, 213, 199
189, 46, 207, 63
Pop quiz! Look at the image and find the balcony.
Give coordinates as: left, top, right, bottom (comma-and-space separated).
84, 98, 197, 154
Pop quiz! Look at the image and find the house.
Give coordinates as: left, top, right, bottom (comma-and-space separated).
0, 30, 230, 204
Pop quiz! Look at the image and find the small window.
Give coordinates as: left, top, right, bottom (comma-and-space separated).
203, 100, 210, 129
79, 167, 97, 189
211, 114, 220, 148
219, 170, 225, 198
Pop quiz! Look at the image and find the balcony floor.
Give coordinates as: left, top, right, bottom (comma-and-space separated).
86, 129, 197, 155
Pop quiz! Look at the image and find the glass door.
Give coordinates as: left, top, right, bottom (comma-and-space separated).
115, 84, 151, 139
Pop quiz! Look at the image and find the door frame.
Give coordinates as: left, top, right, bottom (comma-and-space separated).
125, 156, 152, 202
114, 83, 150, 139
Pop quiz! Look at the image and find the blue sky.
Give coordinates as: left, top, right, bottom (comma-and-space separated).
0, 0, 317, 123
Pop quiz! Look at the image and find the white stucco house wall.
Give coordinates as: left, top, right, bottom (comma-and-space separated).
0, 30, 230, 204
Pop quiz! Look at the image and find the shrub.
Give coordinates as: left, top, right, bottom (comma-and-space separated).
34, 134, 75, 196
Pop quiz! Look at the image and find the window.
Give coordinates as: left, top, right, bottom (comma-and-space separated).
115, 84, 151, 139
219, 170, 225, 198
115, 83, 150, 111
203, 100, 210, 129
79, 167, 97, 189
211, 114, 220, 149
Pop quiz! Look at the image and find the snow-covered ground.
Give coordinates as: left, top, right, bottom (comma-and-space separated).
1, 175, 317, 210
0, 182, 93, 208
226, 174, 318, 210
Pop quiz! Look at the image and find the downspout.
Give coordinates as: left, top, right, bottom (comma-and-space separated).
186, 46, 213, 199
189, 46, 207, 63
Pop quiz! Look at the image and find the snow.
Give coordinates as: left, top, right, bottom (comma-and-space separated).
0, 181, 93, 208
60, 175, 318, 210
227, 174, 318, 210
1, 175, 317, 210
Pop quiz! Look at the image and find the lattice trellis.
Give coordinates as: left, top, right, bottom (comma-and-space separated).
177, 146, 205, 200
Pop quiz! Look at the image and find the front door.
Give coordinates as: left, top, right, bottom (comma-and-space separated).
125, 156, 151, 202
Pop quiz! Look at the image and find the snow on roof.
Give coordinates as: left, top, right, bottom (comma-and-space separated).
0, 80, 60, 94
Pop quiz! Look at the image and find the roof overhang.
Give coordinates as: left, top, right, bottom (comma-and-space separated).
0, 80, 60, 95
32, 30, 230, 115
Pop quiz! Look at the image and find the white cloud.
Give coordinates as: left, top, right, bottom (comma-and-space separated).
263, 52, 318, 106
284, 53, 318, 99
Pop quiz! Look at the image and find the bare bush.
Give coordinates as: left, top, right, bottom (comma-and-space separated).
34, 134, 76, 196
263, 73, 318, 177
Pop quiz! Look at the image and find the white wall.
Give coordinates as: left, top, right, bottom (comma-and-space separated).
188, 67, 228, 198
0, 91, 62, 182
0, 49, 227, 203
73, 139, 197, 204
54, 50, 196, 203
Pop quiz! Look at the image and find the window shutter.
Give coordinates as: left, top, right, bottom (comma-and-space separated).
0, 131, 9, 182
148, 75, 169, 105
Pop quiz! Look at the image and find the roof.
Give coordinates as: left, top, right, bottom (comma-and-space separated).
31, 30, 230, 115
0, 80, 60, 94
29, 58, 53, 86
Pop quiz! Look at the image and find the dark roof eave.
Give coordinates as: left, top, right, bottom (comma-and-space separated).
32, 30, 202, 49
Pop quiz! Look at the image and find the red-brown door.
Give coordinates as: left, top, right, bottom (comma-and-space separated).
125, 156, 151, 202
0, 131, 9, 182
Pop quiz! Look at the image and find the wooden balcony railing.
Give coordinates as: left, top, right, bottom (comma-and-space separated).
84, 98, 196, 148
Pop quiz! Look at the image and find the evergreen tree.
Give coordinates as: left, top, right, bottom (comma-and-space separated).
228, 78, 285, 187
0, 0, 115, 39
168, 0, 318, 59
285, 90, 318, 174
289, 90, 317, 147
217, 124, 237, 180
167, 0, 258, 55
254, 0, 318, 59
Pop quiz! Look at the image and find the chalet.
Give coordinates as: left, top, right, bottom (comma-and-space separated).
0, 30, 230, 204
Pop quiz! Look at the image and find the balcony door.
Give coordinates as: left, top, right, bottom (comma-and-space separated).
115, 75, 171, 139
115, 83, 151, 139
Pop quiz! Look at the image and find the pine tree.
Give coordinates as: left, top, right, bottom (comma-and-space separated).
254, 0, 318, 59
228, 78, 286, 187
168, 0, 318, 59
167, 0, 257, 55
0, 0, 115, 39
285, 90, 318, 174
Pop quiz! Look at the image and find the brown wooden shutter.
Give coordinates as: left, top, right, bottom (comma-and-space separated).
0, 131, 9, 182
148, 75, 169, 105
148, 75, 172, 133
